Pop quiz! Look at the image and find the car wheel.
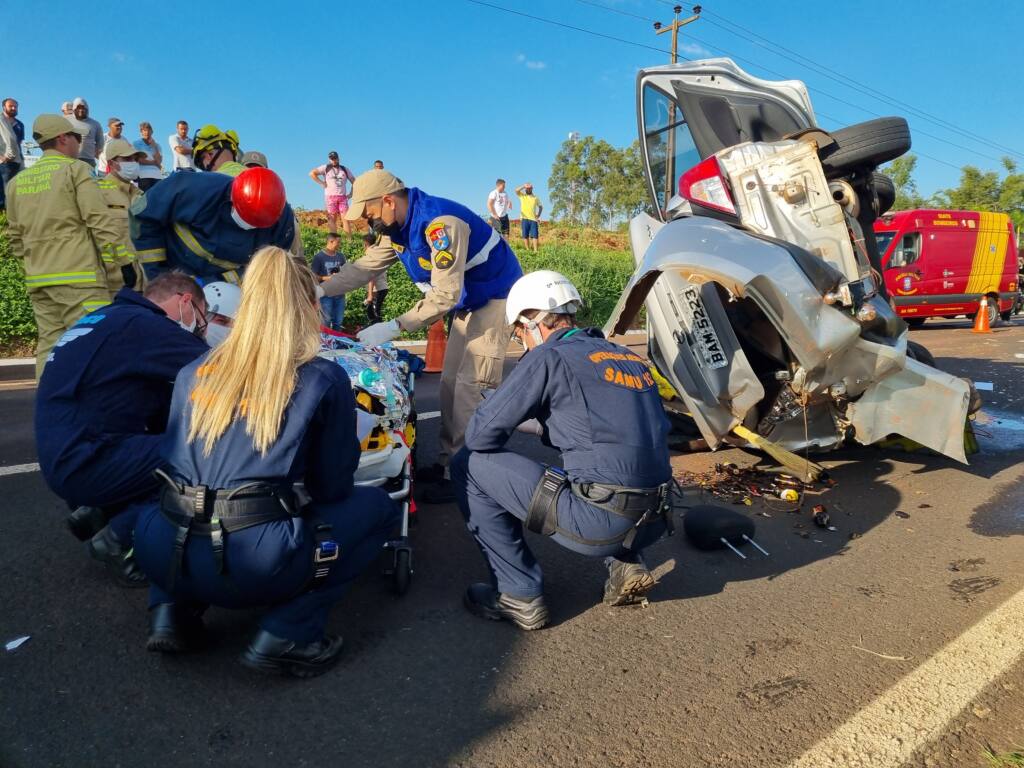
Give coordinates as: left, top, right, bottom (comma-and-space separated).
819, 117, 912, 178
905, 317, 926, 328
872, 172, 896, 214
907, 340, 936, 368
1000, 310, 1013, 322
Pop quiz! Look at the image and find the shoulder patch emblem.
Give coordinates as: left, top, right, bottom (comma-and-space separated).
417, 256, 433, 271
426, 220, 451, 252
432, 250, 455, 270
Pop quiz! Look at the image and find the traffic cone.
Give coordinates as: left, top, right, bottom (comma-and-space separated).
972, 297, 992, 334
424, 320, 447, 373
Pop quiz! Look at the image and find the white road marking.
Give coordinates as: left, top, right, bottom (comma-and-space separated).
787, 585, 1024, 768
418, 411, 440, 421
0, 462, 41, 477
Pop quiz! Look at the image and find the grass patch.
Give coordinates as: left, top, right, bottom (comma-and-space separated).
984, 746, 1024, 767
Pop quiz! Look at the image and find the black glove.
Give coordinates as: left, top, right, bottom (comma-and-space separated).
121, 264, 137, 289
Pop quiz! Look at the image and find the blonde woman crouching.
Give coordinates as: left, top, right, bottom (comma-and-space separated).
132, 246, 399, 677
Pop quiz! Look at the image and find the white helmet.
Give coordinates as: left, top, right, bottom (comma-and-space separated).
504, 270, 582, 325
202, 282, 241, 320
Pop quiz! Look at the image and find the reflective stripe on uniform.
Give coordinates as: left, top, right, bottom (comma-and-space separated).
82, 300, 109, 311
137, 248, 167, 263
222, 270, 240, 285
172, 222, 242, 271
24, 270, 99, 287
466, 228, 500, 270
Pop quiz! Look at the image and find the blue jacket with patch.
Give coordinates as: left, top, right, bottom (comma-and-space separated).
35, 288, 209, 491
130, 172, 296, 283
464, 328, 671, 488
396, 187, 521, 311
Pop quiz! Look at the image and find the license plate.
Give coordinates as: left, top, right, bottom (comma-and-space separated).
679, 286, 728, 369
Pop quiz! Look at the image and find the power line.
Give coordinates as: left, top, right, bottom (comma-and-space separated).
572, 0, 654, 23
680, 4, 1023, 161
464, 0, 683, 59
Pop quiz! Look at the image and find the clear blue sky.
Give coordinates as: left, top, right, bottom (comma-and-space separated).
3, 0, 1021, 218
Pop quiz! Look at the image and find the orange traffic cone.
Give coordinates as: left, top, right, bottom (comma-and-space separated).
972, 297, 992, 334
424, 320, 447, 373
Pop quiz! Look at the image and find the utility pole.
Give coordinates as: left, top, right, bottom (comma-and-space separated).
653, 5, 701, 64
653, 6, 701, 206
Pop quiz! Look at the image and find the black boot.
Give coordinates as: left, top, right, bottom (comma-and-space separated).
67, 505, 109, 541
463, 583, 549, 631
147, 604, 207, 654
603, 556, 656, 606
239, 629, 344, 678
88, 526, 148, 588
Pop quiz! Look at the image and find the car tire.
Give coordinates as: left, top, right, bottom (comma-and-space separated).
905, 317, 926, 328
872, 172, 897, 214
819, 117, 912, 178
907, 340, 936, 368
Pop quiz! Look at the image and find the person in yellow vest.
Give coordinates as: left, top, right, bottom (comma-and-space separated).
514, 182, 543, 252
6, 115, 131, 378
191, 124, 246, 177
97, 139, 147, 295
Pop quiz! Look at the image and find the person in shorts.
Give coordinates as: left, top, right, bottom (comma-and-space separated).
515, 182, 542, 252
310, 151, 356, 234
311, 232, 347, 331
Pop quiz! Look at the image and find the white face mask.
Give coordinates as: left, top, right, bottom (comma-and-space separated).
230, 207, 256, 230
205, 322, 230, 348
115, 161, 140, 180
177, 300, 197, 334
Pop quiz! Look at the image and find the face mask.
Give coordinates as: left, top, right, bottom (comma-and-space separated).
205, 322, 230, 348
370, 217, 402, 241
230, 207, 256, 230
116, 161, 140, 180
177, 300, 197, 334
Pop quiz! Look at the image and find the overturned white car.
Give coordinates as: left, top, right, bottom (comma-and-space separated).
605, 59, 972, 463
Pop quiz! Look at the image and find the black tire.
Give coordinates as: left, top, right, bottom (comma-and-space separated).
906, 340, 936, 368
819, 118, 912, 178
872, 172, 896, 214
393, 549, 411, 595
1001, 310, 1013, 322
905, 317, 926, 329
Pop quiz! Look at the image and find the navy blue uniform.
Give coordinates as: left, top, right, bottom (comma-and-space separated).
132, 357, 399, 643
130, 171, 297, 283
35, 288, 209, 540
451, 328, 671, 599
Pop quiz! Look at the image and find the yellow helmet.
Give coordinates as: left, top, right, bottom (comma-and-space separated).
192, 124, 240, 157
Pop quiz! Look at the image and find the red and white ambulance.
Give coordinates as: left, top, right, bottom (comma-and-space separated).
874, 209, 1019, 326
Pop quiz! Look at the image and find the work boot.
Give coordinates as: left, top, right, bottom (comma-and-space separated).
146, 604, 207, 654
463, 583, 549, 631
88, 526, 148, 588
421, 477, 455, 505
415, 462, 445, 484
603, 556, 656, 606
67, 505, 109, 542
239, 629, 345, 678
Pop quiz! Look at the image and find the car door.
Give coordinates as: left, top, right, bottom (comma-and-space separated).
638, 58, 817, 219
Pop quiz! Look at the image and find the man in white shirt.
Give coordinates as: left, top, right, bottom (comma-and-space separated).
168, 120, 194, 172
97, 117, 125, 174
487, 178, 512, 238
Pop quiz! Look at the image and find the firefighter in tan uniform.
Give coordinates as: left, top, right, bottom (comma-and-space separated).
6, 115, 133, 378
322, 169, 523, 503
97, 138, 146, 294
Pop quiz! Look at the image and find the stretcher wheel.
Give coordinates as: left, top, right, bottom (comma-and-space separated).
393, 548, 412, 595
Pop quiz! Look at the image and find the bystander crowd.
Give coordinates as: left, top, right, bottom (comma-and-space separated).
67, 98, 104, 168
0, 97, 25, 211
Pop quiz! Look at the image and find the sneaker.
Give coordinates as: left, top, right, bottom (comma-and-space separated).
603, 556, 656, 606
239, 629, 344, 678
463, 583, 549, 631
88, 526, 148, 588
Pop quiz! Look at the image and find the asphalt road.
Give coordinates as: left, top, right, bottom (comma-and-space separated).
1, 319, 1022, 768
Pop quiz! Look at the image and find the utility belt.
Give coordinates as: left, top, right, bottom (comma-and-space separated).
524, 466, 675, 549
155, 469, 339, 591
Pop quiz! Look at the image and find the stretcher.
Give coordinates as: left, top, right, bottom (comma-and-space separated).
319, 329, 416, 594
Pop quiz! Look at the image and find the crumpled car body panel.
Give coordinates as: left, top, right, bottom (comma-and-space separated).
605, 213, 970, 462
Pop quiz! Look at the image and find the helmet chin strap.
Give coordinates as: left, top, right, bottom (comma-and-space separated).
518, 311, 549, 347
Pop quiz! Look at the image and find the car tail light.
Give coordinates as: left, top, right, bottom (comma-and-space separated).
678, 156, 736, 215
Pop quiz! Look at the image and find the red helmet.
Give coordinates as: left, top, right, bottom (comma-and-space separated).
230, 168, 286, 228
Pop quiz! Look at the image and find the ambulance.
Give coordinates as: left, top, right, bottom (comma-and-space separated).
874, 209, 1019, 326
